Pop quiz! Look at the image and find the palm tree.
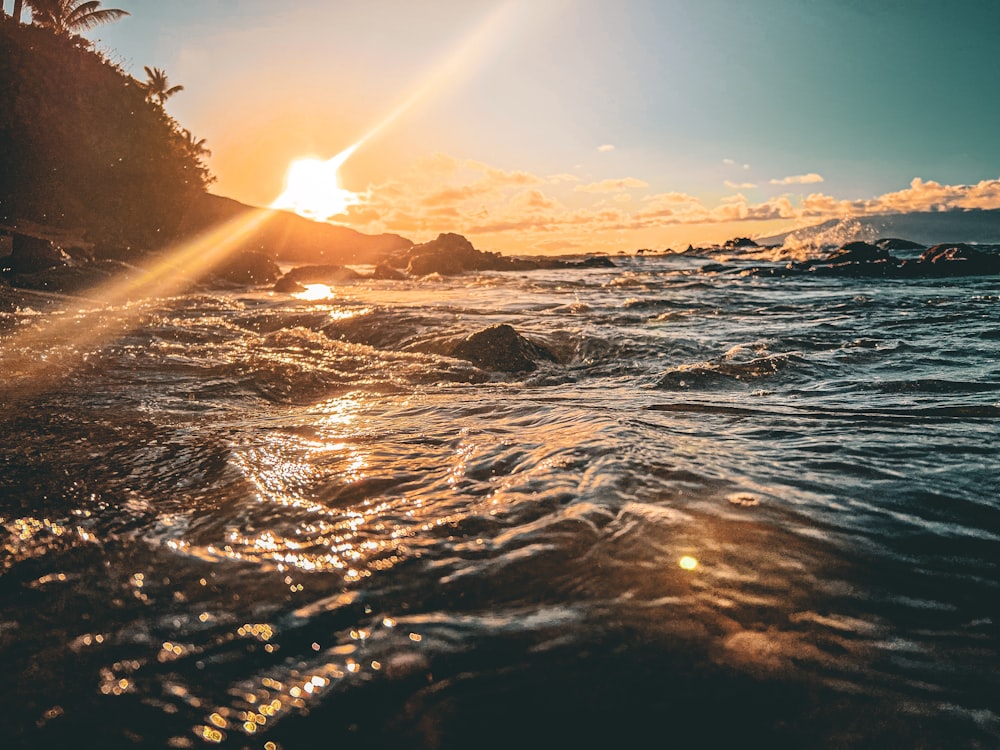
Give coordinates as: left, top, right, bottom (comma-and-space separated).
24, 0, 128, 36
182, 129, 210, 160
142, 66, 184, 107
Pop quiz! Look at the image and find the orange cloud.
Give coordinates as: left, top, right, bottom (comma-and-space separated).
575, 177, 650, 194
338, 155, 1000, 254
770, 173, 824, 185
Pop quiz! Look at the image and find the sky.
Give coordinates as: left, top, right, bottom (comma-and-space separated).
60, 0, 1000, 252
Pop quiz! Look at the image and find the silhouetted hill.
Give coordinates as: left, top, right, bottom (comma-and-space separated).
761, 209, 1000, 248
0, 17, 208, 251
178, 194, 411, 265
0, 17, 410, 265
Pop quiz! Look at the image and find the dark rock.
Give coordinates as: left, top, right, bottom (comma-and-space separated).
372, 261, 407, 280
913, 243, 1000, 275
450, 324, 557, 373
701, 263, 734, 273
875, 237, 925, 251
825, 241, 896, 265
273, 276, 307, 294
8, 259, 137, 294
723, 237, 760, 249
282, 264, 363, 284
211, 250, 280, 285
405, 233, 500, 276
565, 256, 616, 269
7, 233, 72, 274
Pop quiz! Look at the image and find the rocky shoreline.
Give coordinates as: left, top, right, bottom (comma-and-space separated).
4, 222, 999, 311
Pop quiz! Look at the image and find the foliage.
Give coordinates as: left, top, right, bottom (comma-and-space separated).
142, 65, 184, 107
23, 0, 128, 35
0, 16, 213, 250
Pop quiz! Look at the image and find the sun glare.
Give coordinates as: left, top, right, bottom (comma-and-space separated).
272, 145, 360, 222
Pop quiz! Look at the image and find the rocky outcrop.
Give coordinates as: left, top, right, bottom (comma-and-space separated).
209, 251, 280, 286
372, 261, 407, 280
404, 233, 507, 276
723, 237, 760, 249
875, 237, 925, 251
825, 241, 896, 265
449, 324, 557, 373
1, 232, 72, 274
281, 264, 363, 285
4, 259, 140, 294
396, 233, 616, 276
915, 243, 1000, 275
746, 240, 1000, 279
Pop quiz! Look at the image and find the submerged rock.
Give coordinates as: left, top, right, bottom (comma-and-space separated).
450, 324, 557, 373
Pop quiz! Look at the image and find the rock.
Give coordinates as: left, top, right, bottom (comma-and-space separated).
825, 241, 895, 265
281, 264, 363, 284
875, 237, 925, 251
211, 250, 280, 285
372, 261, 407, 280
273, 276, 307, 293
723, 237, 760, 249
405, 233, 499, 276
5, 232, 72, 274
913, 243, 1000, 275
8, 259, 137, 294
565, 256, 616, 269
449, 324, 557, 373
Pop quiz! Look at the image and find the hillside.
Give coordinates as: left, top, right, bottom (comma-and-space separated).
178, 194, 411, 265
0, 16, 410, 265
0, 17, 210, 251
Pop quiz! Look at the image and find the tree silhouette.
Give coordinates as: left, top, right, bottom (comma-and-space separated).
182, 129, 210, 159
24, 0, 128, 35
142, 66, 184, 107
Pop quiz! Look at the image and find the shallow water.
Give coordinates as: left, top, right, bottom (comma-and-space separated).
1, 256, 998, 748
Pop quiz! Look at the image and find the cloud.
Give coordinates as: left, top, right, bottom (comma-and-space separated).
339, 154, 1000, 254
575, 177, 649, 194
770, 173, 824, 185
548, 173, 581, 184
597, 144, 615, 152
723, 158, 736, 166
725, 180, 758, 190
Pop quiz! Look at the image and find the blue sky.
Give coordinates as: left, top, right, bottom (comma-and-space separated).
50, 0, 1000, 251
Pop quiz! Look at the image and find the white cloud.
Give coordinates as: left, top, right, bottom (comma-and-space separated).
770, 173, 824, 185
723, 158, 736, 165
725, 180, 758, 190
597, 144, 615, 152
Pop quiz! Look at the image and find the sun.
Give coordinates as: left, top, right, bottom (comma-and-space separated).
271, 145, 360, 222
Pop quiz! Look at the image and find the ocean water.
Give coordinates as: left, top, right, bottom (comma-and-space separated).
1, 255, 998, 748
